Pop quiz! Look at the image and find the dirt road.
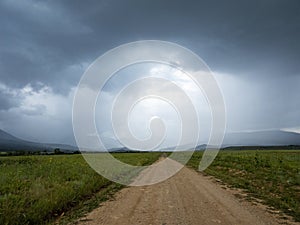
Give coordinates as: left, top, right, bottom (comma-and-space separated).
76, 158, 297, 225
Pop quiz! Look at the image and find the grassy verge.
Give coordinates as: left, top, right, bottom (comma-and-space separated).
187, 150, 300, 221
0, 152, 161, 225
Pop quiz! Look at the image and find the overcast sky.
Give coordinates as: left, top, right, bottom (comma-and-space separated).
0, 0, 299, 147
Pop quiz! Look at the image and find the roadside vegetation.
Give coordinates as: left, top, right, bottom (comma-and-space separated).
2, 149, 299, 224
187, 150, 300, 222
0, 152, 161, 225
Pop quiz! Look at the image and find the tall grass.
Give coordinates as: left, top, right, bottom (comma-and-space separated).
187, 150, 300, 221
0, 153, 161, 225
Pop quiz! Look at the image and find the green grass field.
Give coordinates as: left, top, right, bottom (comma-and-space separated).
0, 153, 161, 225
187, 150, 300, 221
1, 150, 299, 224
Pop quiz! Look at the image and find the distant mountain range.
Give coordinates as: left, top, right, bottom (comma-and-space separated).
222, 130, 300, 147
0, 129, 300, 153
161, 130, 300, 151
0, 129, 78, 152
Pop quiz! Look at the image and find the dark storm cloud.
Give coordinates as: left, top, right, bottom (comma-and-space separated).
56, 0, 300, 76
0, 93, 17, 110
0, 0, 299, 144
1, 0, 299, 92
0, 83, 20, 111
0, 0, 93, 92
